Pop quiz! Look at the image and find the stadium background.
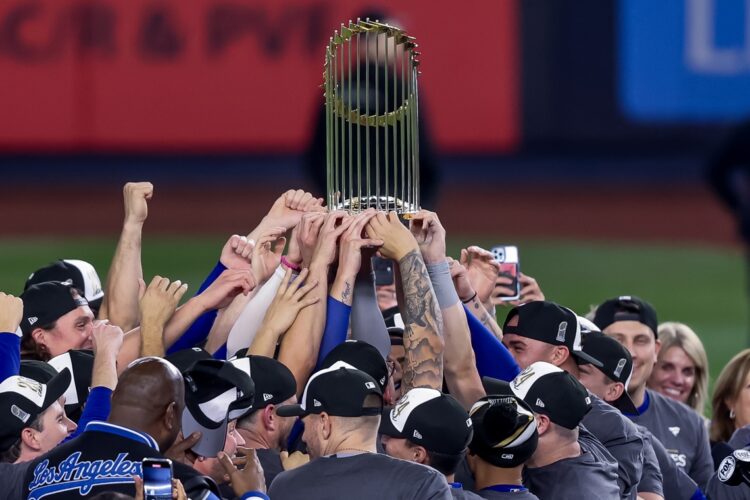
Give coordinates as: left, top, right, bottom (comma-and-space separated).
1, 0, 747, 412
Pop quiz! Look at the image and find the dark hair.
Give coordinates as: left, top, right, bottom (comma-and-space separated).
0, 414, 44, 463
21, 286, 83, 361
424, 448, 466, 476
405, 439, 466, 475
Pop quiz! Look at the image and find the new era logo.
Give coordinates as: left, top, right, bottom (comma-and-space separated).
27, 317, 38, 326
263, 393, 273, 402
413, 430, 422, 440
535, 398, 545, 408
313, 399, 322, 407
669, 426, 680, 436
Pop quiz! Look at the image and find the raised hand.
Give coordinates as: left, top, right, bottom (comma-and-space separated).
365, 211, 419, 262
264, 189, 325, 230
495, 272, 545, 306
218, 447, 267, 496
91, 320, 125, 356
310, 211, 353, 268
409, 210, 447, 265
164, 431, 201, 465
0, 292, 23, 334
330, 210, 382, 305
139, 276, 189, 328
460, 246, 500, 310
195, 269, 255, 311
220, 234, 255, 270
296, 212, 326, 268
258, 268, 319, 339
251, 227, 286, 284
123, 182, 153, 226
447, 257, 475, 303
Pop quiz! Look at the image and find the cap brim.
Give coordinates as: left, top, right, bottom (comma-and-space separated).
481, 376, 513, 396
181, 407, 228, 458
377, 407, 406, 439
611, 392, 638, 415
572, 350, 604, 368
275, 404, 308, 418
43, 367, 72, 410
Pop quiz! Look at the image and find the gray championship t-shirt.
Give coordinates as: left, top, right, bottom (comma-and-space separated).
523, 448, 620, 500
477, 486, 539, 499
636, 427, 664, 498
257, 448, 284, 488
0, 461, 31, 500
451, 483, 485, 499
638, 424, 700, 500
630, 389, 713, 490
268, 452, 452, 500
582, 394, 645, 499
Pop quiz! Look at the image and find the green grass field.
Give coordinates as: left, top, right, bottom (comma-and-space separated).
2, 235, 747, 396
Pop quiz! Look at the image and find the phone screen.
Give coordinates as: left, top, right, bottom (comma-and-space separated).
143, 461, 172, 500
498, 262, 520, 300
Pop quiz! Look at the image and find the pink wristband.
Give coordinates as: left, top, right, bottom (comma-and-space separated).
281, 256, 302, 271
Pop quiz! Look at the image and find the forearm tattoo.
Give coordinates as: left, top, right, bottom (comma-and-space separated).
341, 281, 352, 305
398, 250, 444, 391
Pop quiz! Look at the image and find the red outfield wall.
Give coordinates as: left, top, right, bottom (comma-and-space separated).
0, 0, 519, 153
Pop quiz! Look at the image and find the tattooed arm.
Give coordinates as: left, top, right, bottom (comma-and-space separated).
465, 294, 503, 340
367, 211, 444, 392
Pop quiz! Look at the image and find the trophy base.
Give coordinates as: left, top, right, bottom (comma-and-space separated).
331, 196, 419, 217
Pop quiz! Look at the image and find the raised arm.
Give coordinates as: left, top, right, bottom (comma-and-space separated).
0, 293, 23, 382
367, 211, 444, 393
139, 276, 190, 357
103, 182, 152, 329
278, 212, 352, 395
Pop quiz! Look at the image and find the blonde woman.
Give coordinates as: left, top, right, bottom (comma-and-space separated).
648, 322, 709, 415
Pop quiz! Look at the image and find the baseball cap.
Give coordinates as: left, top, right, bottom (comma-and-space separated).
469, 395, 538, 468
182, 359, 255, 458
228, 355, 297, 410
379, 388, 473, 455
0, 369, 72, 450
47, 350, 95, 421
276, 361, 383, 418
580, 332, 637, 414
383, 307, 405, 345
165, 347, 212, 374
593, 296, 658, 338
482, 361, 592, 430
25, 260, 104, 312
503, 301, 602, 368
19, 281, 89, 336
320, 340, 389, 392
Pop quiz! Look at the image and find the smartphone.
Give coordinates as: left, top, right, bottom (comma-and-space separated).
372, 256, 395, 286
490, 245, 520, 301
142, 458, 173, 500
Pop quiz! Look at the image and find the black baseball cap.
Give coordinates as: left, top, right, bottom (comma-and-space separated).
503, 301, 602, 367
320, 340, 389, 392
165, 347, 212, 374
20, 281, 89, 336
469, 395, 538, 468
379, 388, 473, 455
0, 369, 72, 450
383, 307, 405, 345
47, 350, 95, 422
25, 260, 104, 313
580, 332, 637, 414
593, 296, 658, 338
182, 359, 255, 457
229, 355, 297, 410
276, 361, 383, 418
482, 361, 593, 430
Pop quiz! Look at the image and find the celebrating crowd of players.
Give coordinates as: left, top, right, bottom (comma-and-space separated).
0, 183, 749, 499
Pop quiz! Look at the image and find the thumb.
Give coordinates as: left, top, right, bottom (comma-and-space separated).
137, 279, 147, 301
279, 450, 289, 461
217, 451, 236, 476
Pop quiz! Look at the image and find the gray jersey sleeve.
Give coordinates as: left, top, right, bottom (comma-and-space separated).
689, 413, 714, 490
640, 426, 700, 500
638, 430, 664, 497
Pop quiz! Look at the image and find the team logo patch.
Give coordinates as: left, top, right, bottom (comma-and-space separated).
614, 358, 627, 378
513, 367, 535, 390
11, 404, 30, 423
501, 453, 514, 459
556, 322, 567, 342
